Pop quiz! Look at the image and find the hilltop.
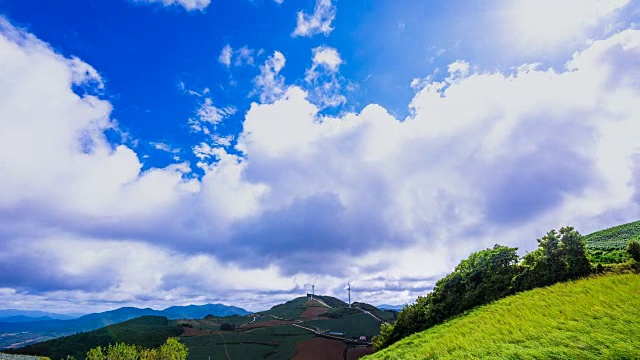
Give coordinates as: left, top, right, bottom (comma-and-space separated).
366, 274, 640, 359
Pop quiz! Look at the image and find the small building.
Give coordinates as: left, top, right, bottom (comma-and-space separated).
325, 331, 344, 337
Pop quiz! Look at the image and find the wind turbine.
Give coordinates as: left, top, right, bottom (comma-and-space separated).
347, 282, 351, 308
305, 283, 315, 300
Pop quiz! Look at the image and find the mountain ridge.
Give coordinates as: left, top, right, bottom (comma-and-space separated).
0, 303, 249, 349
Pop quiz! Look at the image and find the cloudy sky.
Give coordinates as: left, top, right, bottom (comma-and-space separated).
1, 0, 639, 314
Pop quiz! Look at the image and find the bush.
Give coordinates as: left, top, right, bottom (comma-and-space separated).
627, 240, 640, 262
219, 323, 236, 331
324, 306, 360, 318
85, 337, 187, 360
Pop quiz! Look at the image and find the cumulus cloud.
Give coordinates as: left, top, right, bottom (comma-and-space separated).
1, 16, 640, 312
134, 0, 211, 11
252, 51, 287, 103
292, 0, 336, 37
501, 0, 631, 53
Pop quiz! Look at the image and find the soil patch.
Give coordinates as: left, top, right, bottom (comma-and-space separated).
293, 337, 346, 360
346, 346, 374, 360
301, 306, 329, 320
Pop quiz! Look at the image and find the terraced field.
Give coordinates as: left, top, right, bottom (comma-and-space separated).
584, 219, 640, 250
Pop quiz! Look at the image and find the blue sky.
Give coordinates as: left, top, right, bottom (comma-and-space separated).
1, 0, 639, 313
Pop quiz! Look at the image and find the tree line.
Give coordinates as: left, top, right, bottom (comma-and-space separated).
84, 337, 187, 360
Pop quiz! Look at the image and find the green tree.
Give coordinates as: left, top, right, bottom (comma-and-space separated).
85, 338, 187, 360
515, 227, 591, 291
372, 323, 394, 351
219, 323, 236, 331
86, 346, 105, 360
627, 240, 640, 262
380, 245, 519, 350
157, 338, 188, 360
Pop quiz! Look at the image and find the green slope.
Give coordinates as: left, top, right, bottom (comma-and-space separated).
366, 274, 640, 359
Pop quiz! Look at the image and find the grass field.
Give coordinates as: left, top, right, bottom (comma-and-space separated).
366, 274, 640, 359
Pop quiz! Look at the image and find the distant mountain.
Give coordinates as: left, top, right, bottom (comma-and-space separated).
0, 315, 59, 323
0, 309, 78, 320
162, 303, 250, 319
0, 303, 249, 345
376, 304, 404, 311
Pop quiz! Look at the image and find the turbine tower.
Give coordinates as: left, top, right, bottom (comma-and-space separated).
347, 282, 351, 308
311, 283, 315, 300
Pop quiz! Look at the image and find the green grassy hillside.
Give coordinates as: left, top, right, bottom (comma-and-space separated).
366, 274, 640, 359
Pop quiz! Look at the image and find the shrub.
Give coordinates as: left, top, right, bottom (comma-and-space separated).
627, 240, 640, 262
85, 337, 187, 360
324, 306, 360, 318
219, 323, 236, 331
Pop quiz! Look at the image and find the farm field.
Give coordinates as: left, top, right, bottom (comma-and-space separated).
305, 312, 382, 338
584, 219, 640, 264
292, 337, 345, 360
584, 219, 640, 250
366, 274, 640, 359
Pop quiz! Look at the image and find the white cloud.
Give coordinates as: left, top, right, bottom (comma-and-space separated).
2, 16, 640, 311
151, 142, 181, 154
305, 46, 342, 81
304, 46, 346, 107
252, 51, 287, 103
218, 44, 232, 67
188, 98, 236, 134
218, 44, 255, 68
292, 0, 336, 37
135, 0, 211, 11
501, 0, 631, 53
197, 98, 236, 125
